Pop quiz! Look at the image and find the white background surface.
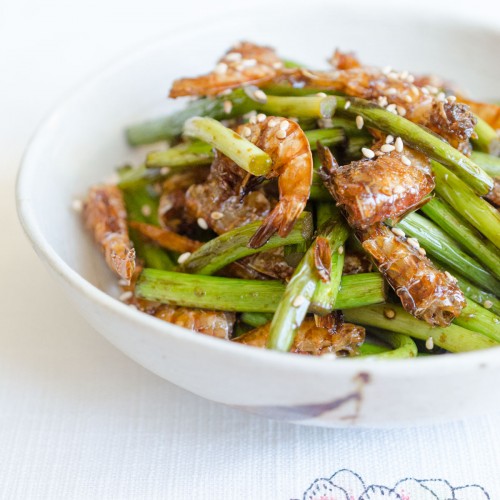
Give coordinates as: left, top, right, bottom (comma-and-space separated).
2, 0, 500, 498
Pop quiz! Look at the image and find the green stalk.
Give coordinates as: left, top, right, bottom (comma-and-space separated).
431, 160, 500, 248
358, 342, 391, 356
420, 198, 500, 279
266, 208, 365, 351
253, 91, 337, 119
472, 116, 500, 155
454, 300, 500, 342
344, 304, 497, 352
183, 117, 272, 176
334, 95, 493, 195
310, 205, 350, 314
305, 128, 345, 149
136, 270, 385, 313
396, 212, 500, 295
146, 141, 214, 169
180, 213, 313, 275
471, 151, 500, 178
125, 89, 255, 145
367, 328, 418, 359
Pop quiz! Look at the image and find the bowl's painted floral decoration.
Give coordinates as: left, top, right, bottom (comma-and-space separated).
296, 469, 490, 500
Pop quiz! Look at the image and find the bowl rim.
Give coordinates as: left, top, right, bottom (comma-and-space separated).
16, 10, 500, 378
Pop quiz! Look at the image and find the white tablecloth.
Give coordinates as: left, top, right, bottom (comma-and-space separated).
1, 0, 500, 498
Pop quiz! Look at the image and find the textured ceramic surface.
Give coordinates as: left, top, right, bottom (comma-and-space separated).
17, 4, 500, 427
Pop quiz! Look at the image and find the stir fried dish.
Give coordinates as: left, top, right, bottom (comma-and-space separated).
80, 42, 500, 359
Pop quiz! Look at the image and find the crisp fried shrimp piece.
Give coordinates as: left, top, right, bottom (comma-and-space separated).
460, 98, 500, 130
360, 224, 466, 326
169, 41, 283, 98
154, 305, 235, 339
328, 49, 361, 70
234, 316, 365, 356
243, 116, 313, 247
83, 185, 135, 281
318, 142, 434, 229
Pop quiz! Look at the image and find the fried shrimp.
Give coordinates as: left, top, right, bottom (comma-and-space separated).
318, 142, 434, 229
154, 305, 236, 339
360, 224, 466, 326
234, 315, 365, 356
83, 185, 135, 281
244, 116, 313, 247
169, 41, 283, 98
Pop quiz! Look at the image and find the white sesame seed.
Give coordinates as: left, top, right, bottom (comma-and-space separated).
436, 92, 446, 102
71, 199, 83, 213
404, 94, 413, 103
425, 337, 434, 350
395, 137, 404, 153
223, 100, 233, 114
293, 295, 306, 307
386, 87, 397, 95
241, 58, 257, 68
249, 115, 257, 125
397, 106, 407, 116
407, 237, 420, 249
272, 61, 284, 69
225, 52, 242, 62
418, 247, 427, 256
362, 147, 375, 159
484, 300, 493, 309
316, 92, 327, 98
421, 87, 429, 95
338, 245, 344, 255
211, 211, 224, 220
377, 96, 388, 107
393, 185, 405, 194
257, 113, 266, 123
344, 100, 351, 110
382, 65, 392, 75
253, 89, 267, 103
276, 129, 287, 140
386, 135, 394, 144
447, 95, 457, 102
401, 155, 411, 166
141, 204, 152, 217
356, 115, 364, 130
386, 103, 397, 113
214, 62, 228, 75
407, 75, 415, 83
280, 120, 290, 131
381, 144, 395, 153
444, 271, 457, 282
241, 126, 252, 138
268, 118, 278, 128
177, 252, 192, 264
444, 174, 449, 181
392, 227, 405, 238
160, 167, 170, 176
400, 70, 409, 80
119, 291, 133, 302
410, 84, 420, 96
427, 85, 439, 94
388, 72, 399, 81
384, 308, 396, 319
197, 217, 208, 230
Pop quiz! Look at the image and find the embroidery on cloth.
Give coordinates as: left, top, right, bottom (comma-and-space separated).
295, 468, 490, 500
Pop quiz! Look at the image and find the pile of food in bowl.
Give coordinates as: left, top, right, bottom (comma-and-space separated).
80, 41, 500, 359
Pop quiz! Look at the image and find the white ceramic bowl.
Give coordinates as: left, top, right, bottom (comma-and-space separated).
17, 4, 500, 427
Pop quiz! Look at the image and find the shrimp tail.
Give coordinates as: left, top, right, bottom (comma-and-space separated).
316, 142, 340, 182
248, 199, 304, 248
